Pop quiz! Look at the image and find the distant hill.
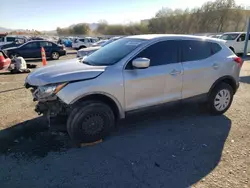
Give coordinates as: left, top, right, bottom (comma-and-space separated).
0, 27, 12, 33
62, 23, 99, 31
0, 23, 99, 35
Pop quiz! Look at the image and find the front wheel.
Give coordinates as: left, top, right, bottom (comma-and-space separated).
51, 51, 60, 60
208, 83, 234, 115
67, 101, 115, 143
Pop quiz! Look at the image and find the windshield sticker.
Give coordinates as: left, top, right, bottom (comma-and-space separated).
125, 42, 142, 46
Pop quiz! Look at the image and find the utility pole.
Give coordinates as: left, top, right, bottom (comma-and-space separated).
243, 17, 250, 59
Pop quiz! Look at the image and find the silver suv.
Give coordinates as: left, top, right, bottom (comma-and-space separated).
25, 35, 242, 143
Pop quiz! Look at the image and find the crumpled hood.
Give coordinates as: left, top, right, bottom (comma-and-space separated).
26, 58, 106, 86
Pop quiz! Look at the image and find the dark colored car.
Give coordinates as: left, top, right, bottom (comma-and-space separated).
6, 40, 66, 60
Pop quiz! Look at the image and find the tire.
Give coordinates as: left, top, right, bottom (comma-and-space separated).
9, 53, 19, 59
79, 46, 86, 49
208, 83, 234, 115
51, 51, 60, 60
67, 101, 115, 143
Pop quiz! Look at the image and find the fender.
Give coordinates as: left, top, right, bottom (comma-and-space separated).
208, 75, 237, 96
70, 91, 125, 119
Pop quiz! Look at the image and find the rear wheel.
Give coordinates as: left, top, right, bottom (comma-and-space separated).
67, 101, 115, 143
208, 83, 234, 115
51, 51, 59, 60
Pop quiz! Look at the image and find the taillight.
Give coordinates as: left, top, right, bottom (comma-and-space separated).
233, 57, 243, 67
0, 52, 5, 61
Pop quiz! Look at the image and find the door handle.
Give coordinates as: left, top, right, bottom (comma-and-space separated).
170, 69, 182, 75
212, 63, 219, 69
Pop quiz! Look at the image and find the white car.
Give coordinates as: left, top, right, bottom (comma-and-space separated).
0, 35, 22, 46
77, 46, 101, 58
220, 32, 250, 55
72, 37, 98, 50
91, 39, 108, 47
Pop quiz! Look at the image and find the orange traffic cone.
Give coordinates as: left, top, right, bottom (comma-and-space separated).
41, 47, 47, 66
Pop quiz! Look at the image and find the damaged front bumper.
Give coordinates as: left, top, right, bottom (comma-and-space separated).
35, 100, 69, 117
25, 83, 70, 117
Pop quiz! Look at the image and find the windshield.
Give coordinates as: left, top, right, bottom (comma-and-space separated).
83, 38, 146, 66
220, 33, 239, 40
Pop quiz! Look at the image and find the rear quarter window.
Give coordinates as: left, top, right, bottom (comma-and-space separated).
181, 40, 212, 62
210, 42, 222, 55
6, 37, 16, 42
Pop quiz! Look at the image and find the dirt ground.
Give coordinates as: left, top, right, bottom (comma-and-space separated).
0, 58, 250, 188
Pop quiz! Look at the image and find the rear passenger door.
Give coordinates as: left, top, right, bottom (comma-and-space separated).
180, 40, 222, 99
123, 40, 183, 111
39, 41, 53, 57
84, 39, 92, 47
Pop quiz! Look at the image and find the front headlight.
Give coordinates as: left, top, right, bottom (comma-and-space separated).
35, 83, 67, 99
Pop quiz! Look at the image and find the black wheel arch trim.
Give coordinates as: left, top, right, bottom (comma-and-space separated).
208, 76, 237, 97
70, 92, 125, 119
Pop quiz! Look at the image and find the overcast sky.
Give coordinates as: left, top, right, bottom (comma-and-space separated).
0, 0, 249, 30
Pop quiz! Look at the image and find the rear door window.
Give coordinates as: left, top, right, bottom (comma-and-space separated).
6, 37, 16, 42
24, 42, 39, 48
40, 41, 53, 47
85, 39, 91, 43
181, 40, 212, 62
210, 42, 222, 55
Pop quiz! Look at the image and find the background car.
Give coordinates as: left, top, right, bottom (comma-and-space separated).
0, 37, 27, 50
0, 50, 11, 70
91, 39, 108, 47
100, 36, 123, 47
57, 37, 72, 47
77, 46, 101, 58
219, 32, 250, 55
6, 40, 66, 60
72, 37, 99, 50
0, 35, 26, 46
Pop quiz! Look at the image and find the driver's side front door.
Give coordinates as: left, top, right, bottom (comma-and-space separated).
123, 40, 183, 111
19, 42, 40, 58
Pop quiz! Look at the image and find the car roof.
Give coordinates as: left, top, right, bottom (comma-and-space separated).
126, 34, 225, 43
222, 32, 245, 35
79, 37, 96, 39
27, 40, 54, 43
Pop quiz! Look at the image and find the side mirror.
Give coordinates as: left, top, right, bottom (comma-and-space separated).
132, 58, 150, 69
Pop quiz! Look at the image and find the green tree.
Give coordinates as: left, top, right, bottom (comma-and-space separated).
72, 23, 90, 35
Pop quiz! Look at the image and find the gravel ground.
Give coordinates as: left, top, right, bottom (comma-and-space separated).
0, 54, 76, 130
0, 59, 249, 188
